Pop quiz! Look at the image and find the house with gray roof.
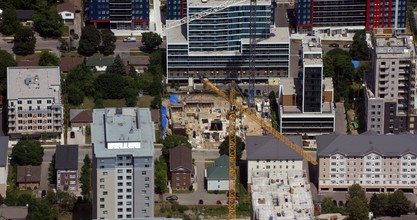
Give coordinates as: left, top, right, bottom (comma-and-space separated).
246, 135, 304, 185
205, 155, 229, 191
0, 136, 9, 197
55, 145, 79, 191
317, 132, 417, 193
0, 205, 28, 220
85, 57, 114, 72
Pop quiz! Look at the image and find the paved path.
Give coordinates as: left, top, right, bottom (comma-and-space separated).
335, 102, 347, 134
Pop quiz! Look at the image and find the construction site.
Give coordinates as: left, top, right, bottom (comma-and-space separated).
251, 170, 314, 220
162, 93, 271, 149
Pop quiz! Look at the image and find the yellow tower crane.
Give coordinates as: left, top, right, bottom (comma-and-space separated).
201, 77, 318, 219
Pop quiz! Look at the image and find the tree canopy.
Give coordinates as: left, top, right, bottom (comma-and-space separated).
321, 197, 340, 214
100, 29, 116, 55
13, 26, 36, 56
38, 51, 59, 66
370, 193, 389, 217
33, 5, 64, 38
388, 190, 410, 216
0, 7, 19, 36
48, 153, 56, 185
219, 135, 245, 160
0, 50, 17, 95
154, 158, 168, 194
80, 154, 92, 201
106, 55, 126, 75
346, 197, 369, 220
78, 25, 101, 56
11, 139, 44, 166
67, 85, 85, 105
66, 64, 95, 97
350, 29, 369, 61
162, 135, 191, 159
94, 73, 126, 99
141, 32, 163, 50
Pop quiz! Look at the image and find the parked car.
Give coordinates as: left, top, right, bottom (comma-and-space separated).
329, 43, 339, 47
199, 199, 204, 205
166, 195, 178, 201
216, 200, 222, 205
123, 37, 137, 42
343, 44, 351, 48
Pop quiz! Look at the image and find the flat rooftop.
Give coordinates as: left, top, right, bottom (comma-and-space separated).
374, 35, 415, 58
189, 0, 270, 7
251, 170, 314, 220
302, 43, 322, 54
166, 21, 187, 44
303, 58, 322, 66
282, 103, 334, 115
92, 108, 155, 158
7, 66, 61, 100
279, 78, 298, 95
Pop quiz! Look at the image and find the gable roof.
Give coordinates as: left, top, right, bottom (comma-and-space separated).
317, 132, 417, 157
56, 3, 75, 13
169, 146, 192, 172
70, 109, 93, 124
60, 57, 84, 72
246, 135, 303, 160
125, 56, 150, 66
16, 10, 35, 20
85, 57, 114, 67
206, 155, 229, 180
0, 137, 8, 167
16, 57, 40, 67
150, 109, 161, 123
0, 205, 28, 220
55, 145, 78, 170
16, 166, 41, 183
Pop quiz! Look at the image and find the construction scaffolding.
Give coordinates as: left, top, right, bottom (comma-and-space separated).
251, 170, 314, 220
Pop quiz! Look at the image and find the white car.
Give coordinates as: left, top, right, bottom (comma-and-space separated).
123, 37, 137, 42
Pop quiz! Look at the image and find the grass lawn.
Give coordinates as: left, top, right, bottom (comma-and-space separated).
61, 51, 82, 58
16, 53, 41, 61
58, 213, 71, 220
130, 49, 151, 56
137, 95, 154, 107
61, 26, 70, 37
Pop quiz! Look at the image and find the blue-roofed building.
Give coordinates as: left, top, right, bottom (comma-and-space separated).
92, 108, 155, 219
205, 155, 229, 191
85, 0, 149, 30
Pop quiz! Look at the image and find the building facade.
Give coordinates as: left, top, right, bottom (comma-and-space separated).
55, 145, 79, 191
317, 132, 417, 193
84, 0, 149, 30
166, 0, 290, 83
366, 0, 407, 32
277, 38, 335, 137
296, 0, 406, 34
364, 31, 417, 134
246, 135, 304, 186
92, 108, 155, 219
166, 0, 186, 20
0, 137, 8, 197
169, 146, 193, 191
7, 67, 63, 141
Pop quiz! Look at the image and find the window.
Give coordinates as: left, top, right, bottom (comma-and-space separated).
103, 211, 108, 214
103, 191, 108, 195
142, 171, 147, 175
100, 178, 104, 182
103, 172, 108, 175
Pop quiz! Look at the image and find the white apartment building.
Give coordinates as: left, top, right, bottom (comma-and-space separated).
7, 67, 63, 141
317, 132, 417, 193
246, 135, 304, 186
0, 136, 9, 197
92, 108, 155, 219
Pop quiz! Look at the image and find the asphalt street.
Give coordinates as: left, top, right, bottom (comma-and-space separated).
335, 102, 347, 134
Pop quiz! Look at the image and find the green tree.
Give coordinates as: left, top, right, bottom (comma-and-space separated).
11, 140, 44, 166
78, 25, 101, 56
388, 190, 410, 216
346, 197, 369, 220
350, 29, 369, 61
106, 55, 126, 75
94, 99, 104, 109
141, 32, 163, 50
321, 197, 340, 214
66, 64, 95, 97
0, 7, 19, 36
28, 200, 55, 220
125, 96, 138, 107
80, 154, 92, 201
58, 38, 70, 52
56, 190, 76, 212
370, 193, 388, 217
219, 135, 245, 160
323, 55, 335, 78
0, 50, 17, 95
48, 153, 56, 185
154, 158, 168, 194
68, 85, 85, 105
13, 0, 35, 9
100, 29, 116, 55
162, 135, 192, 159
94, 73, 126, 99
38, 51, 59, 66
347, 184, 368, 207
33, 4, 63, 38
13, 26, 36, 56
151, 94, 162, 109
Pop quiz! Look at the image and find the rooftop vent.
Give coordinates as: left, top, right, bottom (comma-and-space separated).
34, 75, 39, 82
24, 77, 32, 86
116, 108, 123, 115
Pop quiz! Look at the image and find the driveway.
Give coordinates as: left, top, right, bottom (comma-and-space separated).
335, 102, 347, 134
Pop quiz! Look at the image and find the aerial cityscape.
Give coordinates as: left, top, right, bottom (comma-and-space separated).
0, 0, 417, 219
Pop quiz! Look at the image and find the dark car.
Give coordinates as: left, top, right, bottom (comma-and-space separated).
41, 190, 47, 198
199, 199, 204, 205
329, 43, 339, 47
166, 195, 178, 201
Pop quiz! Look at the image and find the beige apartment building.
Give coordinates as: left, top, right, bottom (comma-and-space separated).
317, 132, 417, 193
7, 67, 63, 141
